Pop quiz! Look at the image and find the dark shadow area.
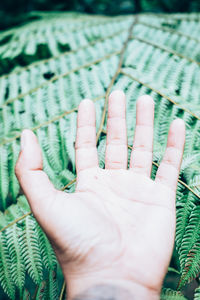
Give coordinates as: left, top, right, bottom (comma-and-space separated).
0, 0, 200, 30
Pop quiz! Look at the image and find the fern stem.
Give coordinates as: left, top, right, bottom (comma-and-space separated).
63, 178, 76, 190
120, 71, 200, 121
0, 212, 32, 234
32, 283, 39, 299
59, 281, 66, 300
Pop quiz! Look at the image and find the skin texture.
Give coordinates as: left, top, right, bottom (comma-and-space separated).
73, 284, 135, 300
15, 90, 185, 299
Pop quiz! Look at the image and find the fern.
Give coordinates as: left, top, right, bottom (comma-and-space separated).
0, 11, 200, 299
6, 223, 25, 292
35, 222, 57, 271
0, 145, 9, 210
22, 288, 31, 300
47, 270, 59, 300
161, 288, 188, 299
21, 215, 43, 284
179, 206, 200, 270
178, 242, 200, 289
194, 286, 200, 300
35, 281, 47, 300
0, 232, 15, 299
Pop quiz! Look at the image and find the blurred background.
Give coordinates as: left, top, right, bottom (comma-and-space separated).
0, 0, 200, 31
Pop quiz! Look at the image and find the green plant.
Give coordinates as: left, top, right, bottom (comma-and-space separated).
0, 11, 200, 299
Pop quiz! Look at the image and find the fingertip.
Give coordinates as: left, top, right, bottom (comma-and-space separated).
137, 94, 154, 107
136, 95, 154, 127
108, 90, 126, 119
21, 129, 38, 151
16, 128, 42, 175
169, 118, 185, 138
21, 128, 37, 137
79, 98, 94, 109
78, 99, 95, 117
167, 119, 185, 150
109, 89, 125, 100
77, 99, 96, 128
171, 118, 185, 131
109, 90, 126, 105
21, 129, 34, 141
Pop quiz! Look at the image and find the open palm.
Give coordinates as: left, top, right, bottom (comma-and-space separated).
15, 91, 185, 298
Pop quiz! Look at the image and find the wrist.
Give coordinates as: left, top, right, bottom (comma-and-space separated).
64, 272, 160, 300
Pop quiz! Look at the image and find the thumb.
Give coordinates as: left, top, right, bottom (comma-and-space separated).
15, 129, 57, 220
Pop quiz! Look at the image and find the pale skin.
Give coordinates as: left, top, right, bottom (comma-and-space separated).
15, 91, 185, 299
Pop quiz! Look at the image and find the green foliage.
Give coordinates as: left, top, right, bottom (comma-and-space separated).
0, 0, 200, 31
161, 288, 188, 299
0, 11, 200, 298
194, 286, 200, 300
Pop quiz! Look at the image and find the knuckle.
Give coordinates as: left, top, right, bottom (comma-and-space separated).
133, 144, 151, 152
110, 136, 125, 145
134, 163, 144, 169
106, 160, 124, 169
75, 140, 94, 149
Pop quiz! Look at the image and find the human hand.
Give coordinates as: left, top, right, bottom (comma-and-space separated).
15, 91, 185, 300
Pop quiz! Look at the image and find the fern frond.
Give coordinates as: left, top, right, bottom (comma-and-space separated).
179, 206, 200, 273
22, 288, 31, 300
6, 223, 25, 290
0, 145, 9, 210
0, 232, 15, 299
35, 223, 57, 271
176, 191, 197, 255
98, 137, 106, 168
190, 175, 200, 194
178, 242, 200, 289
47, 269, 59, 300
21, 216, 43, 284
194, 286, 200, 300
35, 281, 47, 300
161, 288, 188, 299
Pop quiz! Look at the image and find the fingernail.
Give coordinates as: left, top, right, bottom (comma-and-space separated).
21, 130, 27, 151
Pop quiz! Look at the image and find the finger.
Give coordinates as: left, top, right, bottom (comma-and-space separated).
15, 129, 57, 221
105, 90, 127, 169
129, 95, 154, 176
75, 99, 98, 173
155, 119, 185, 191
